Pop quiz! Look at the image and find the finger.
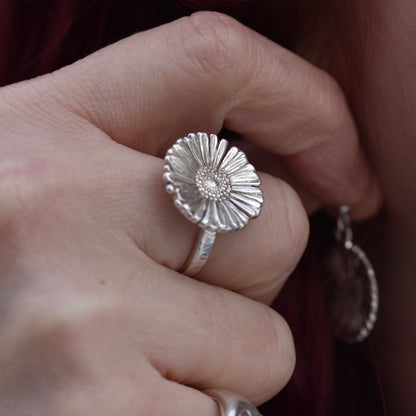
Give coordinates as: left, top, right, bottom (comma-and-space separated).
87, 144, 309, 303
11, 254, 294, 407
128, 259, 295, 405
33, 11, 381, 217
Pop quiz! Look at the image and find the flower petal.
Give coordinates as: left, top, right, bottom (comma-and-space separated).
231, 162, 256, 175
166, 155, 196, 180
229, 194, 261, 217
180, 184, 201, 202
223, 199, 249, 229
231, 185, 264, 201
214, 201, 231, 231
209, 134, 218, 167
163, 171, 194, 188
192, 198, 208, 223
185, 133, 204, 166
209, 200, 222, 231
200, 199, 214, 228
230, 170, 261, 186
197, 132, 210, 166
221, 150, 247, 175
171, 143, 198, 173
219, 200, 240, 229
230, 191, 263, 209
212, 139, 228, 169
219, 146, 239, 171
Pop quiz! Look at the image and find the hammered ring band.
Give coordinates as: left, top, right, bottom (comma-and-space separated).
164, 132, 264, 276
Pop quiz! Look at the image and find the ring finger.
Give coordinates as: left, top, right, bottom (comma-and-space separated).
80, 142, 309, 303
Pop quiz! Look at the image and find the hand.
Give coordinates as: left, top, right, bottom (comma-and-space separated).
0, 12, 381, 415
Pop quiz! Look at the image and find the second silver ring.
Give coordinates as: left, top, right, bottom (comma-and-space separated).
206, 389, 263, 416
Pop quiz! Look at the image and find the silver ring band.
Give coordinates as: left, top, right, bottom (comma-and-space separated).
206, 389, 263, 416
180, 228, 216, 276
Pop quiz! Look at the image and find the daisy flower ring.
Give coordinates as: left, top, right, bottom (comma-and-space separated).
164, 132, 264, 276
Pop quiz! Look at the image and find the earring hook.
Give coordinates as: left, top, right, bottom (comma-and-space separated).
336, 205, 353, 249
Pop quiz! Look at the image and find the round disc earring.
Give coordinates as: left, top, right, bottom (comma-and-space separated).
324, 206, 379, 343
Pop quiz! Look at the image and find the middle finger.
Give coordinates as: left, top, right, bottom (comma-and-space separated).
40, 12, 380, 216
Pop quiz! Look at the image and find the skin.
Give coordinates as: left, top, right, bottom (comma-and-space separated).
0, 9, 387, 416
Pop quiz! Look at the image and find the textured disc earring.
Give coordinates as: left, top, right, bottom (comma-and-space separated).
324, 206, 379, 343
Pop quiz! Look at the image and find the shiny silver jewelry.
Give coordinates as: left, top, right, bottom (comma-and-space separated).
164, 132, 263, 276
325, 206, 379, 343
206, 389, 263, 416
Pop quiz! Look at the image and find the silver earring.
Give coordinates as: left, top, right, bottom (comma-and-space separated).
324, 206, 379, 343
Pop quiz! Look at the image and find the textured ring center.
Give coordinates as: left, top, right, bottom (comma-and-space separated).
195, 167, 231, 202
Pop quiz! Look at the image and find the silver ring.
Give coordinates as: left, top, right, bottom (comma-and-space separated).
205, 389, 264, 416
164, 132, 264, 276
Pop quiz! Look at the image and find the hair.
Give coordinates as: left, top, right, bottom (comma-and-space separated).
0, 1, 384, 414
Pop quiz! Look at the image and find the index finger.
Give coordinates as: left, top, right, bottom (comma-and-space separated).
17, 11, 381, 216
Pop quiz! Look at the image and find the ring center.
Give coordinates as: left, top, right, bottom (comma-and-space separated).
195, 167, 231, 202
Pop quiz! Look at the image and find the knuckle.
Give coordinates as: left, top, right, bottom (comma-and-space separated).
0, 296, 115, 414
1, 294, 160, 415
168, 11, 247, 76
3, 294, 118, 376
12, 296, 92, 356
1, 301, 88, 393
